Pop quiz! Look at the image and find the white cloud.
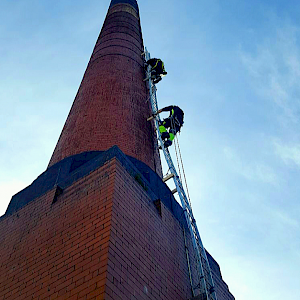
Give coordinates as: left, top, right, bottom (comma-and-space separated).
272, 209, 299, 228
223, 146, 277, 184
274, 140, 300, 167
240, 22, 300, 126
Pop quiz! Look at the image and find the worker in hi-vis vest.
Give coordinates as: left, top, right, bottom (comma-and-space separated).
145, 58, 167, 84
154, 105, 184, 148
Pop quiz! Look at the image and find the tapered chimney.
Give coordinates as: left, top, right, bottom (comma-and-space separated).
48, 0, 161, 174
1, 2, 235, 300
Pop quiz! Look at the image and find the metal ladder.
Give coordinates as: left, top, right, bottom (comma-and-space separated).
143, 48, 218, 300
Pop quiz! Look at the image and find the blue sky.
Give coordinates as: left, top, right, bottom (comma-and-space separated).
1, 0, 300, 299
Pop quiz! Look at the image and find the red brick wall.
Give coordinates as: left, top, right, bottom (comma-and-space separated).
0, 160, 116, 300
106, 160, 193, 300
0, 158, 193, 300
48, 3, 162, 176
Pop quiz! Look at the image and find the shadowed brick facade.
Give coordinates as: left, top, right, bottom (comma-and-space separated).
0, 0, 235, 299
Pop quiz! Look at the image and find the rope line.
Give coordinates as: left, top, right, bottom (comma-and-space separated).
175, 134, 192, 207
170, 117, 182, 182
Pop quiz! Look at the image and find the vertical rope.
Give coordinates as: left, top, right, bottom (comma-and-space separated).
171, 114, 192, 207
174, 135, 183, 182
175, 134, 192, 207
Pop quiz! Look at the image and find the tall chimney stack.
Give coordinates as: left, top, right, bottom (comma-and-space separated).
0, 2, 235, 300
48, 0, 161, 175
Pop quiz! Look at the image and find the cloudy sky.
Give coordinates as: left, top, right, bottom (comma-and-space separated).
1, 0, 300, 299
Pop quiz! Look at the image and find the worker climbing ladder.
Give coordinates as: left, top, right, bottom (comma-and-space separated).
143, 48, 218, 300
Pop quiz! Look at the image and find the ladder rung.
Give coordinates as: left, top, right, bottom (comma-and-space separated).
163, 173, 175, 182
171, 188, 177, 194
147, 115, 155, 121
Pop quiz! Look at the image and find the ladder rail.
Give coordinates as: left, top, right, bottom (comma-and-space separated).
143, 48, 218, 300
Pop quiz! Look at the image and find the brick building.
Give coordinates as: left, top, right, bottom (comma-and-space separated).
0, 0, 235, 299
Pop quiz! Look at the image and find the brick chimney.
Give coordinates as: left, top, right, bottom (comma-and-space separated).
48, 0, 161, 175
0, 2, 235, 299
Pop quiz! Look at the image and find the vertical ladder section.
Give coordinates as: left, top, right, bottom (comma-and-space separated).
143, 47, 218, 300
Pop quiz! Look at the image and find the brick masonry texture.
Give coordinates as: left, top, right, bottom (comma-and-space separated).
106, 160, 193, 300
0, 158, 193, 300
1, 154, 234, 300
48, 3, 162, 176
0, 160, 117, 300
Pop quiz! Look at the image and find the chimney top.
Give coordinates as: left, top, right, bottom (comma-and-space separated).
109, 0, 139, 11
